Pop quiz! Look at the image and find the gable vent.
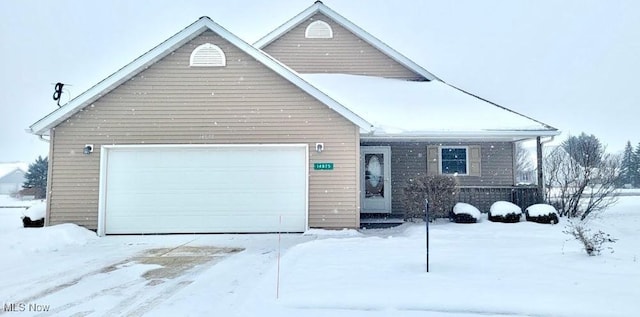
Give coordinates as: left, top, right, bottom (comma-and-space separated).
190, 43, 226, 67
305, 20, 333, 39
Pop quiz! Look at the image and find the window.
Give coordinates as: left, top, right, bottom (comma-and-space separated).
305, 20, 333, 38
427, 145, 480, 176
440, 147, 468, 175
190, 43, 226, 67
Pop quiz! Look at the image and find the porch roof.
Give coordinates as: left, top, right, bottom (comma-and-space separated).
301, 74, 559, 141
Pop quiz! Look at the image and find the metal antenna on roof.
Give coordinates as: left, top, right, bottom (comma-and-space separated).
52, 82, 71, 107
52, 82, 64, 107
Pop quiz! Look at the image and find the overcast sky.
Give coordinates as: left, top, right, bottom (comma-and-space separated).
2, 0, 638, 163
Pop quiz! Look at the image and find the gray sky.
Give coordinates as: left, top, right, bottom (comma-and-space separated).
2, 0, 639, 163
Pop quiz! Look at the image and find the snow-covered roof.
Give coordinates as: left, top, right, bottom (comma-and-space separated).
301, 74, 559, 141
28, 17, 373, 136
0, 162, 28, 179
254, 1, 439, 81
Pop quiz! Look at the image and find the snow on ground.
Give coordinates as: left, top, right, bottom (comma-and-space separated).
0, 194, 39, 208
1, 197, 639, 316
489, 201, 522, 216
0, 195, 34, 232
303, 228, 363, 237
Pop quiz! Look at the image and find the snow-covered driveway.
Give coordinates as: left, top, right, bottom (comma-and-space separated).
0, 223, 314, 316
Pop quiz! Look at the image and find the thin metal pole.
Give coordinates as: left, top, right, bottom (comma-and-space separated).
276, 215, 282, 299
425, 199, 429, 272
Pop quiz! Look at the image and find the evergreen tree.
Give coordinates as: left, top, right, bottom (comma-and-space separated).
619, 141, 634, 187
23, 156, 48, 199
633, 143, 640, 187
561, 133, 603, 168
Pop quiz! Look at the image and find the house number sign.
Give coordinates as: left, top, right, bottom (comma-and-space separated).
313, 163, 334, 170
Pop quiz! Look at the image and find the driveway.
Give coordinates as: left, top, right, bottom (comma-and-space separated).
0, 233, 314, 317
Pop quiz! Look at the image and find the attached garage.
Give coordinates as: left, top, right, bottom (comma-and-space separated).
29, 17, 366, 234
98, 144, 308, 235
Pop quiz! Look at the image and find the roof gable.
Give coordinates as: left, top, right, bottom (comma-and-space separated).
0, 162, 27, 180
29, 17, 373, 136
254, 1, 439, 81
261, 12, 423, 79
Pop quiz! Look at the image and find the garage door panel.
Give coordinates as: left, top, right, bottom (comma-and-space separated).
107, 214, 305, 234
102, 145, 307, 234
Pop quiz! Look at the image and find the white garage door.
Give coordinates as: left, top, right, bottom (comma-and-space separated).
99, 145, 308, 235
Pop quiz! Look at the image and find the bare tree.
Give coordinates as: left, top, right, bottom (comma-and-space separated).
543, 135, 620, 220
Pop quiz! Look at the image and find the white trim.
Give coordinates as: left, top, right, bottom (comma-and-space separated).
97, 145, 109, 236
361, 129, 560, 142
438, 145, 469, 176
254, 2, 440, 81
305, 20, 333, 38
303, 143, 310, 232
360, 145, 392, 213
189, 43, 226, 67
97, 143, 309, 235
28, 17, 373, 136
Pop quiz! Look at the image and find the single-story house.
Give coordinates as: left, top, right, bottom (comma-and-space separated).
28, 2, 558, 235
0, 162, 28, 195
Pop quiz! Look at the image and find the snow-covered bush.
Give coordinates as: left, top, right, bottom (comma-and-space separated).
22, 201, 46, 228
488, 201, 522, 223
564, 220, 617, 256
451, 202, 480, 223
525, 204, 559, 224
401, 175, 458, 221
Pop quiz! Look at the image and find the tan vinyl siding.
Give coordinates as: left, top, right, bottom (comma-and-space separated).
262, 13, 424, 80
49, 31, 359, 230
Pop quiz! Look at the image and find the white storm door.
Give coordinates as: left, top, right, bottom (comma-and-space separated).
361, 146, 391, 213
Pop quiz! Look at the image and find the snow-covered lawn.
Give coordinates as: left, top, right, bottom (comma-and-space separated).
1, 197, 639, 316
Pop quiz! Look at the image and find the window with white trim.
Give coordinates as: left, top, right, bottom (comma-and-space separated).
427, 145, 481, 176
190, 43, 226, 67
440, 146, 468, 175
305, 20, 333, 39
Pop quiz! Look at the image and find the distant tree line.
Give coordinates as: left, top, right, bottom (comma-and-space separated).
618, 141, 640, 188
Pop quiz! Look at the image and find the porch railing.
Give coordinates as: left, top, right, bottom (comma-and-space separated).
457, 186, 541, 212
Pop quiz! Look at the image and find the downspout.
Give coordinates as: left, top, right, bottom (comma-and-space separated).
38, 135, 50, 143
36, 131, 52, 227
537, 136, 555, 202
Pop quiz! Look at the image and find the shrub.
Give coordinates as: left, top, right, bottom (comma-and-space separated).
451, 202, 480, 223
22, 216, 44, 228
525, 204, 559, 224
401, 175, 458, 221
488, 201, 522, 223
564, 220, 617, 256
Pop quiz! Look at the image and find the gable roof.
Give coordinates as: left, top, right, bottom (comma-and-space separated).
0, 162, 28, 180
28, 16, 373, 136
254, 1, 440, 81
301, 74, 559, 141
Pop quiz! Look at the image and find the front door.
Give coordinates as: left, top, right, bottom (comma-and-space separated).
361, 146, 391, 213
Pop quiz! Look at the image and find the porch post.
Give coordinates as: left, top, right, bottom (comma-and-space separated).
536, 136, 544, 202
